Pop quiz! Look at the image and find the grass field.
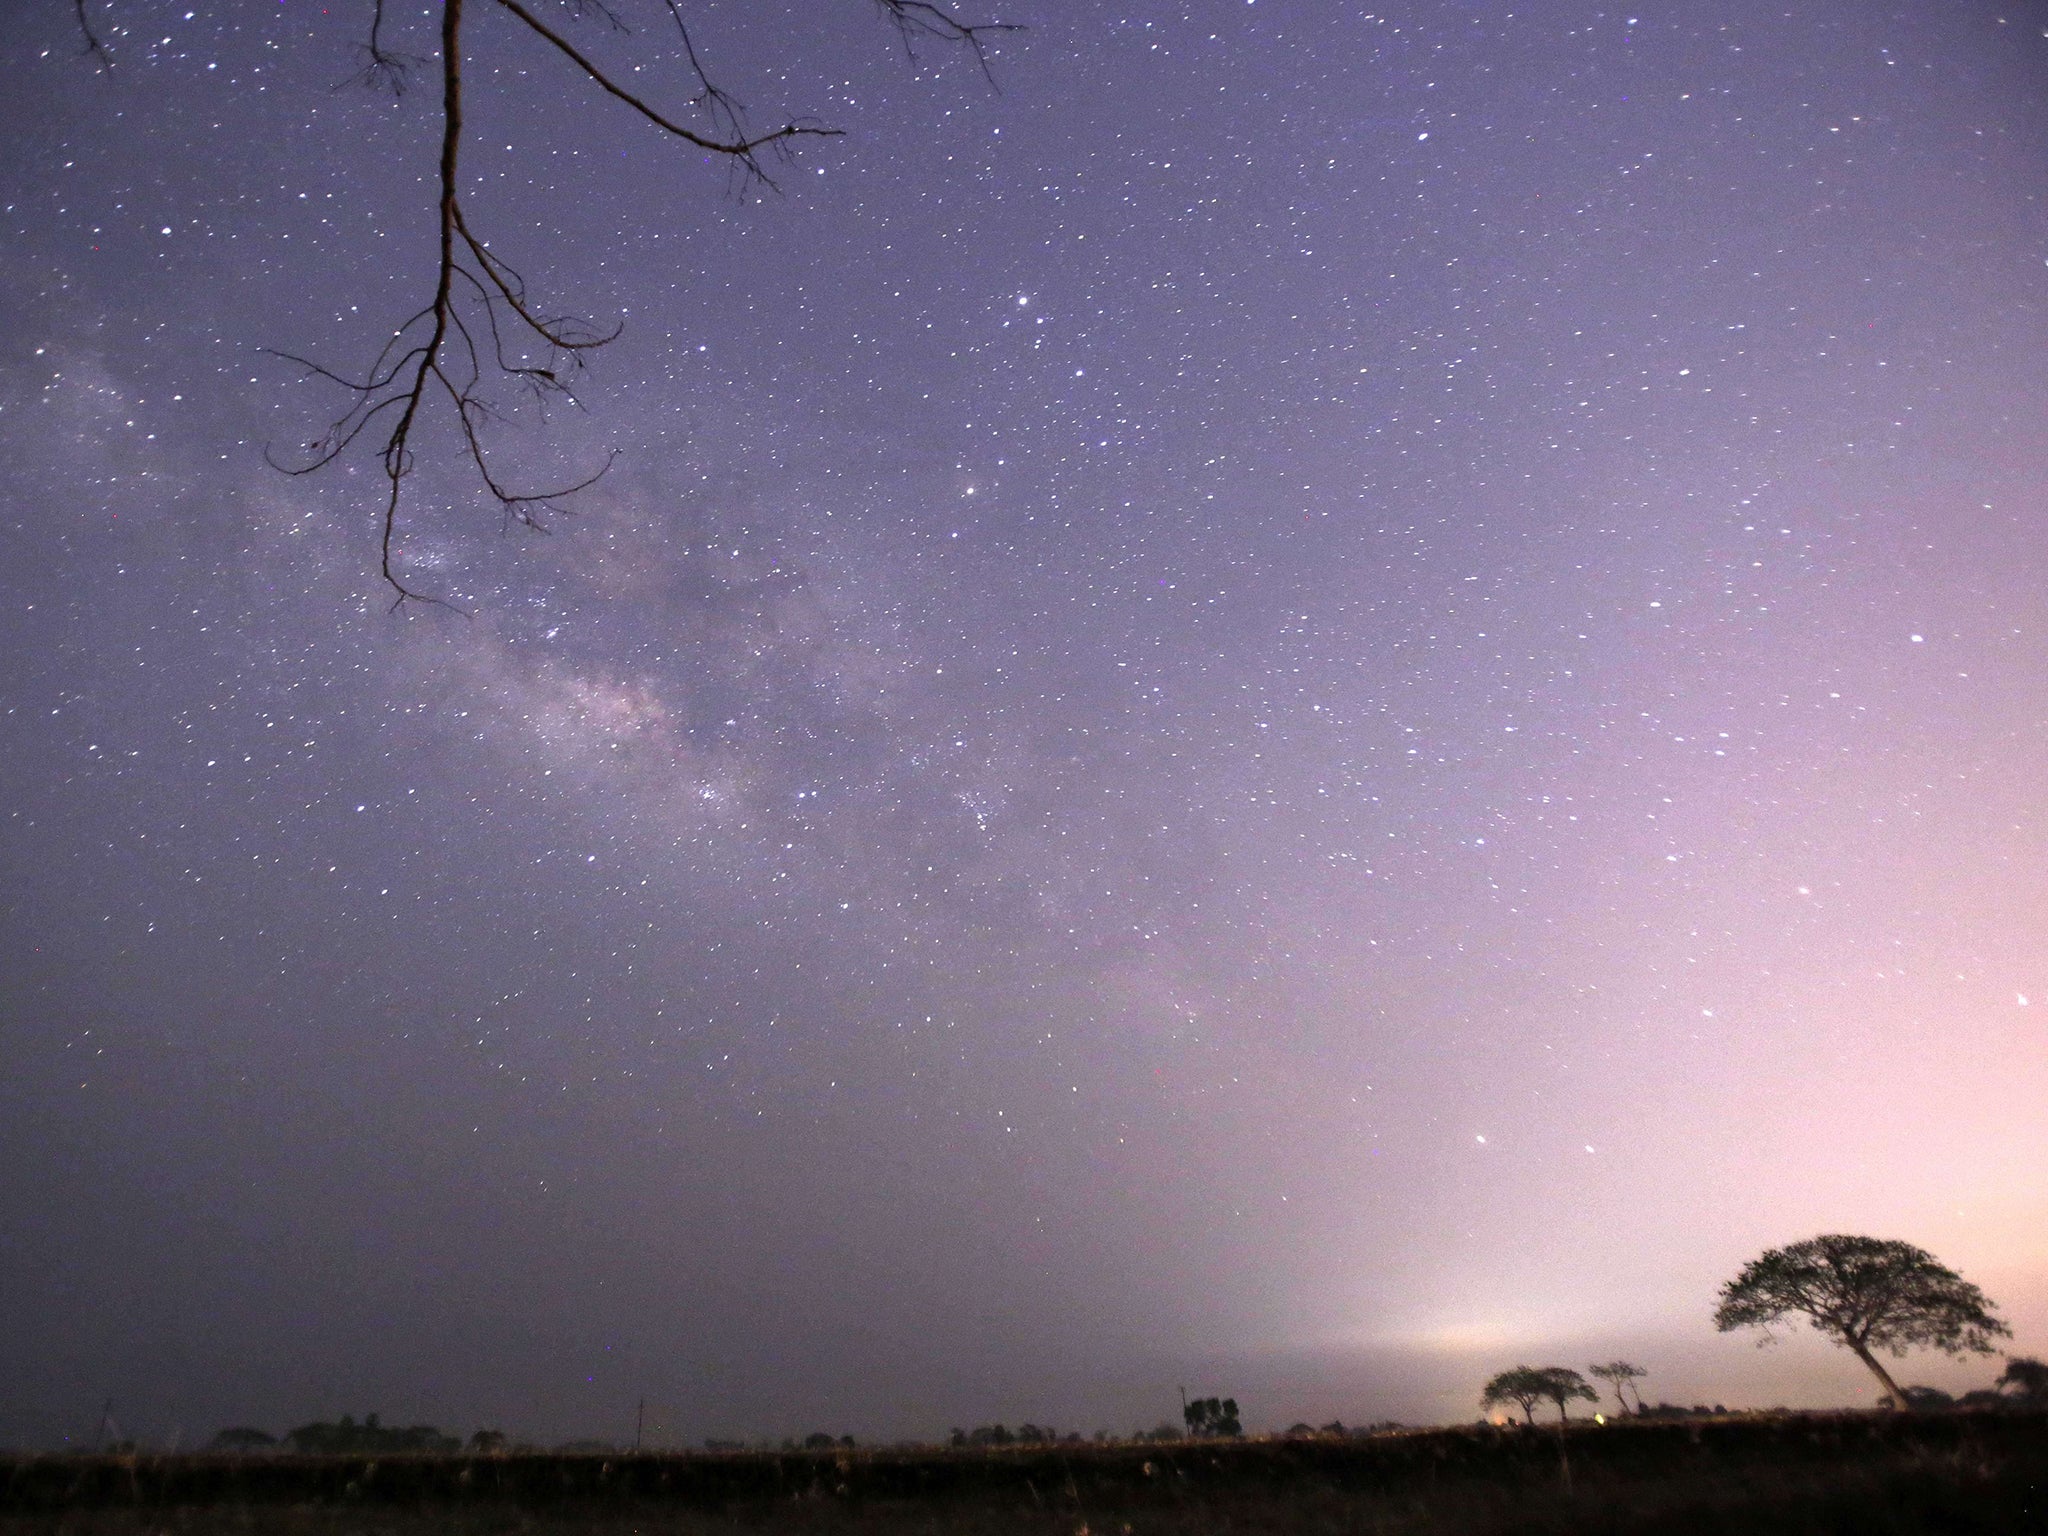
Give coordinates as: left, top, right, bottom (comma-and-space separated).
3, 1410, 2042, 1534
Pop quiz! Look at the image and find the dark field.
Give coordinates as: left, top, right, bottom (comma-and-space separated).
4, 1412, 2043, 1535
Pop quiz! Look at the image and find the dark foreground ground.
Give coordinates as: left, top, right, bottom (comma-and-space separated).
4, 1411, 2044, 1535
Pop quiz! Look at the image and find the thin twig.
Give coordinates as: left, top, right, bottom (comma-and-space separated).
344, 0, 426, 94
489, 0, 842, 176
73, 0, 111, 67
875, 0, 1019, 87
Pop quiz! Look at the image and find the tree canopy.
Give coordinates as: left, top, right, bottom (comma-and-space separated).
1182, 1396, 1243, 1438
1480, 1367, 1544, 1425
1589, 1360, 1648, 1415
1481, 1366, 1594, 1426
283, 1413, 461, 1454
1713, 1234, 2010, 1409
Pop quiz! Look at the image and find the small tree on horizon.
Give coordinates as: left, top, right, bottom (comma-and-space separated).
1589, 1361, 1649, 1416
1713, 1235, 2010, 1410
1532, 1367, 1598, 1424
1482, 1365, 1598, 1426
1181, 1397, 1242, 1438
1480, 1367, 1548, 1426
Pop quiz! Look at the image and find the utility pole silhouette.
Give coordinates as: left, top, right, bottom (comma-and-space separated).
634, 1397, 645, 1452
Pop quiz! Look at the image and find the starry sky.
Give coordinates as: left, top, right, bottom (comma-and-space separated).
3, 0, 2046, 1449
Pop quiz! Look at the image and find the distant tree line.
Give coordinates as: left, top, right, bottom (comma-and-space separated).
1280, 1420, 1410, 1438
206, 1414, 463, 1455
1479, 1234, 2036, 1427
183, 1236, 2036, 1461
1887, 1358, 2048, 1413
947, 1423, 1083, 1447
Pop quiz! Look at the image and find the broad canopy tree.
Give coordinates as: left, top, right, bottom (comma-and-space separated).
1713, 1234, 2010, 1410
1481, 1366, 1596, 1426
1480, 1367, 1545, 1426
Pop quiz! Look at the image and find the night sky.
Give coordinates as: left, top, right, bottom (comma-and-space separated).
3, 0, 2046, 1449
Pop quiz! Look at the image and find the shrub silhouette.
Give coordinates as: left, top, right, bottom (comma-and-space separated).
1898, 1385, 1954, 1410
2000, 1356, 2048, 1403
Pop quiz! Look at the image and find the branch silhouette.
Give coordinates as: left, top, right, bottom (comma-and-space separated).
77, 0, 1014, 609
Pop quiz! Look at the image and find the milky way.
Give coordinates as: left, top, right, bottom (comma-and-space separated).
2, 1, 2045, 1447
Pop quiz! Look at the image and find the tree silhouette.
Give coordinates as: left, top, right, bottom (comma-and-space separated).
1482, 1365, 1596, 1426
1897, 1385, 1954, 1411
73, 0, 1014, 608
1999, 1356, 2048, 1404
1181, 1396, 1242, 1438
1589, 1360, 1648, 1416
1480, 1367, 1548, 1426
1713, 1235, 2010, 1410
1532, 1367, 1597, 1424
284, 1413, 460, 1453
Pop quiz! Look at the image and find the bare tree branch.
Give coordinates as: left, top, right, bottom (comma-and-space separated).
488, 0, 842, 175
231, 0, 1014, 606
73, 0, 110, 68
662, 3, 754, 149
343, 0, 426, 95
875, 0, 1020, 87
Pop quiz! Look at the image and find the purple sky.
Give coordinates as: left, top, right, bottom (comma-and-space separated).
2, 0, 2044, 1448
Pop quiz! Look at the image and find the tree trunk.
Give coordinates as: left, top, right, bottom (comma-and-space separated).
1845, 1336, 1907, 1409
